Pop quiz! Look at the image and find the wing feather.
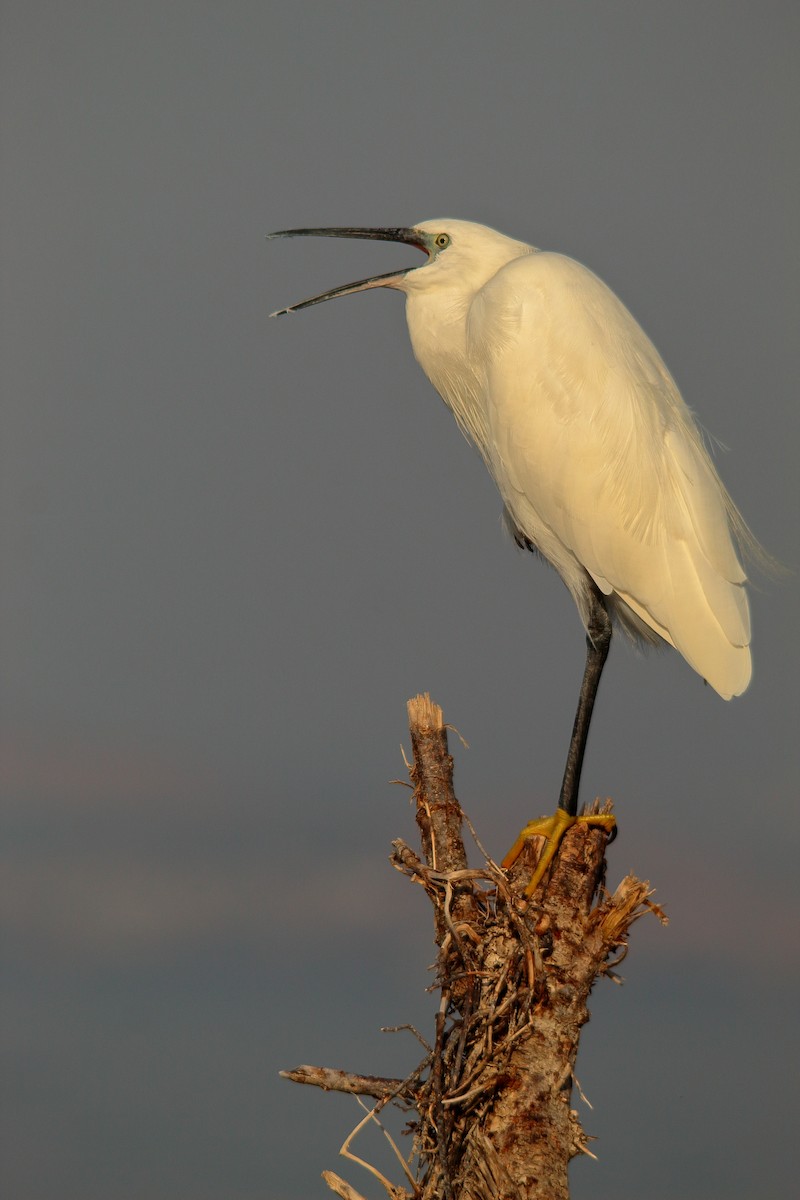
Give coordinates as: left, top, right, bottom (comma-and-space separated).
469, 252, 752, 697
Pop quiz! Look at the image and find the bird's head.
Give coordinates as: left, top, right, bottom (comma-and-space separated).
268, 219, 533, 315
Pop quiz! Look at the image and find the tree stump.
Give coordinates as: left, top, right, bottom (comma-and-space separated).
281, 694, 665, 1199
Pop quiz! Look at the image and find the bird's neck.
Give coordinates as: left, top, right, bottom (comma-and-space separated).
404, 288, 491, 457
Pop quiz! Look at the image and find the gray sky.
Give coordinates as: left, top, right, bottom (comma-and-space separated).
2, 3, 798, 1198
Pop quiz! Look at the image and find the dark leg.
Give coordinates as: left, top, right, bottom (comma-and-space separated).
558, 586, 612, 817
501, 584, 615, 896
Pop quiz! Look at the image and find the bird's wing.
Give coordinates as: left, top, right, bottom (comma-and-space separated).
469, 251, 751, 698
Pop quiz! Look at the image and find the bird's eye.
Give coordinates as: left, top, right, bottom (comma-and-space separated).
434, 233, 450, 249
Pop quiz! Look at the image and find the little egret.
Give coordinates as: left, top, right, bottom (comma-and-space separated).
269, 220, 755, 893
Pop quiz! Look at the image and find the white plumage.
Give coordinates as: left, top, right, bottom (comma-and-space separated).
270, 217, 755, 832
400, 220, 751, 699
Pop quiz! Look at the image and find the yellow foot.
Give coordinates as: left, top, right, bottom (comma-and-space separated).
502, 809, 617, 897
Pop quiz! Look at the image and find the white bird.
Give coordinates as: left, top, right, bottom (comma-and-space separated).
269, 219, 756, 893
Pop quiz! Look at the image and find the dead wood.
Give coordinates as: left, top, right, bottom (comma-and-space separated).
281, 693, 666, 1199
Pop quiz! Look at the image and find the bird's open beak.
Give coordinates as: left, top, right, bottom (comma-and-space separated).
267, 226, 430, 315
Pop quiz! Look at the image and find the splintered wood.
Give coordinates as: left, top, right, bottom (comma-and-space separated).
281, 693, 665, 1200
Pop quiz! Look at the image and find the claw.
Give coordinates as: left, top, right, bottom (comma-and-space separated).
502, 809, 616, 897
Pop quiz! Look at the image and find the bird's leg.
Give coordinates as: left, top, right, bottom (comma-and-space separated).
503, 587, 616, 897
559, 587, 612, 817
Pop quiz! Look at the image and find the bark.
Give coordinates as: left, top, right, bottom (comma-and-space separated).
281, 693, 665, 1199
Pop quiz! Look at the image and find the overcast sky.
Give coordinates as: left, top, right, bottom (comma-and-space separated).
2, 4, 798, 1199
